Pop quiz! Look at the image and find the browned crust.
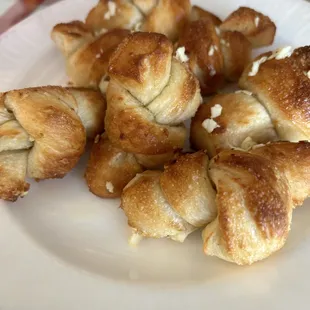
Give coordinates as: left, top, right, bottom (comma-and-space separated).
85, 134, 143, 198
210, 149, 291, 259
85, 0, 142, 31
54, 26, 129, 88
141, 0, 191, 42
105, 82, 187, 155
51, 21, 94, 57
220, 6, 276, 47
121, 170, 193, 238
190, 5, 222, 25
220, 31, 251, 82
251, 141, 310, 206
108, 32, 172, 92
160, 151, 217, 227
240, 46, 310, 140
178, 18, 224, 95
0, 151, 29, 202
190, 93, 278, 157
3, 86, 86, 180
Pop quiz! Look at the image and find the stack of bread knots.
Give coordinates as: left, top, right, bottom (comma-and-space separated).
177, 6, 276, 95
191, 46, 310, 157
51, 21, 130, 90
0, 86, 106, 201
86, 0, 191, 42
121, 141, 310, 265
85, 32, 201, 198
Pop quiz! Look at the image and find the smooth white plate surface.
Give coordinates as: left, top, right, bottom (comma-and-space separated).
0, 0, 310, 309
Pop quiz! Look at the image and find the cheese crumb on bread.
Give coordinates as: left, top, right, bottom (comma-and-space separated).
104, 1, 117, 20
202, 118, 220, 133
106, 181, 114, 193
175, 47, 189, 63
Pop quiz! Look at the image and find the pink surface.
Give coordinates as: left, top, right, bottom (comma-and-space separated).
0, 0, 60, 34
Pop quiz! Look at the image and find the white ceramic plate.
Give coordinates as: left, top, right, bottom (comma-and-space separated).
0, 0, 310, 309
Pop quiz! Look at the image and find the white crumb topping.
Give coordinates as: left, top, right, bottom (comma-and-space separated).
175, 46, 189, 63
268, 46, 294, 60
208, 45, 215, 56
209, 65, 216, 77
129, 232, 143, 246
252, 143, 265, 149
133, 22, 142, 32
248, 56, 268, 76
220, 39, 226, 45
215, 27, 221, 36
202, 118, 220, 133
94, 134, 100, 143
211, 104, 223, 118
104, 1, 117, 20
220, 39, 230, 47
95, 28, 108, 36
304, 70, 310, 79
235, 90, 253, 96
95, 53, 101, 59
106, 181, 114, 193
100, 80, 109, 93
241, 137, 257, 150
254, 16, 260, 27
214, 45, 219, 51
21, 191, 29, 198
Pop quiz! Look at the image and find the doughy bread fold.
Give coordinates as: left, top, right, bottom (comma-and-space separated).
191, 46, 310, 157
121, 142, 310, 265
0, 86, 106, 201
85, 32, 201, 198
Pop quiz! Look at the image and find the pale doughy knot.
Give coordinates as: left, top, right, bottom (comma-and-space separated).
85, 32, 201, 199
191, 46, 310, 158
85, 0, 191, 42
121, 141, 310, 265
105, 31, 201, 155
51, 21, 130, 89
177, 6, 276, 95
0, 86, 106, 201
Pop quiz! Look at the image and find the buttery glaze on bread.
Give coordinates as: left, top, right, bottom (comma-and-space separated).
121, 142, 310, 265
220, 7, 276, 47
191, 93, 277, 157
0, 86, 106, 201
191, 46, 310, 157
85, 0, 191, 41
240, 46, 310, 142
106, 32, 201, 154
51, 21, 129, 88
177, 6, 275, 95
85, 32, 201, 198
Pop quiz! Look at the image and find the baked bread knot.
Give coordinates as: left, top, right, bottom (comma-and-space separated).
85, 0, 191, 42
84, 32, 201, 199
121, 141, 310, 265
220, 7, 276, 47
105, 32, 201, 155
0, 86, 106, 201
177, 6, 276, 95
51, 21, 130, 89
191, 46, 310, 157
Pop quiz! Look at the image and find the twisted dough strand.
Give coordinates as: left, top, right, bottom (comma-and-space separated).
51, 21, 130, 89
0, 86, 106, 201
85, 32, 201, 198
106, 32, 201, 154
121, 141, 310, 265
85, 0, 191, 41
191, 46, 310, 157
